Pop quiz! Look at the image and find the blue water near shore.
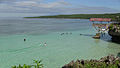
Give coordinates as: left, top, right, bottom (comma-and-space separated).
0, 17, 120, 68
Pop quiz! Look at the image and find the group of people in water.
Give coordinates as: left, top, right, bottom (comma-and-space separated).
40, 42, 47, 46
60, 32, 72, 35
60, 32, 95, 37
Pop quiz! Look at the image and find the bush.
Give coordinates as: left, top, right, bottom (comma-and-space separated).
11, 60, 43, 68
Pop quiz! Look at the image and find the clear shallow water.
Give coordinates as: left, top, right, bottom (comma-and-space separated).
0, 18, 120, 68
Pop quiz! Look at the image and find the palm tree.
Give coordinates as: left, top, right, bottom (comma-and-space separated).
33, 60, 44, 68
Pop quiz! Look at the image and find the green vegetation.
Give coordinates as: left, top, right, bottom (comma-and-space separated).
66, 60, 120, 68
62, 55, 120, 68
109, 23, 120, 32
24, 13, 120, 21
11, 55, 120, 68
12, 60, 43, 68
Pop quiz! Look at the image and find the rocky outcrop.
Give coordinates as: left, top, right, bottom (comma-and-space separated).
62, 55, 120, 68
108, 30, 120, 43
108, 23, 120, 43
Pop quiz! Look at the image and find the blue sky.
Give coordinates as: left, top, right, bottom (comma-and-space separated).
0, 0, 120, 15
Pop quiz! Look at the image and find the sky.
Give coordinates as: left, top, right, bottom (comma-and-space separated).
0, 0, 120, 16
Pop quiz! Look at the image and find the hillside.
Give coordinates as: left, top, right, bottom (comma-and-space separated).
25, 13, 120, 20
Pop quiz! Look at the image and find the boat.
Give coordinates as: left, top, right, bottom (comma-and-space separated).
92, 33, 100, 39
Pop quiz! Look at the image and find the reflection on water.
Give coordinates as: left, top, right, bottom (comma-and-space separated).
94, 39, 100, 44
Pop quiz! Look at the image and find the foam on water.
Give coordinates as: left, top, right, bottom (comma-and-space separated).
0, 18, 120, 68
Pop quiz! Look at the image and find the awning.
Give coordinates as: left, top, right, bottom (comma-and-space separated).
90, 18, 112, 22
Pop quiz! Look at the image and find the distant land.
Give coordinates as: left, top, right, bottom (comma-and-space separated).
24, 13, 120, 20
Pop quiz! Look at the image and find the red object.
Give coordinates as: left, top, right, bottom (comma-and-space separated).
90, 18, 111, 22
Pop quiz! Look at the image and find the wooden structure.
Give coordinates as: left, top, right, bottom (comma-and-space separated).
92, 23, 107, 27
90, 18, 112, 22
92, 33, 100, 39
90, 18, 112, 39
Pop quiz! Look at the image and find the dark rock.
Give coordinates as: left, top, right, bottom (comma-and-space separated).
62, 60, 74, 68
108, 23, 120, 43
62, 55, 120, 68
117, 63, 120, 68
81, 60, 84, 65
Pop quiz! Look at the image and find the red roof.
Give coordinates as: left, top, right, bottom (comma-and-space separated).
90, 18, 112, 22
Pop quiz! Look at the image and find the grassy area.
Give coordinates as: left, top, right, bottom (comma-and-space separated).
24, 13, 120, 21
12, 60, 43, 68
11, 55, 120, 68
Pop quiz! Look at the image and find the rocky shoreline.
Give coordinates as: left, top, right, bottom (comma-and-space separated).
108, 23, 120, 43
62, 55, 120, 68
108, 30, 120, 43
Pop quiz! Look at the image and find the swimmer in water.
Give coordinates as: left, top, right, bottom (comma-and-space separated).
80, 34, 82, 35
61, 33, 64, 35
44, 42, 47, 46
40, 43, 41, 45
24, 38, 26, 42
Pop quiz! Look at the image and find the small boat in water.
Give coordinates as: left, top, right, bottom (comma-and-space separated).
92, 33, 100, 39
90, 18, 111, 39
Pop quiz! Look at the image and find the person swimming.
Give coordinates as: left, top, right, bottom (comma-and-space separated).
24, 38, 26, 42
80, 34, 82, 35
61, 33, 64, 35
39, 43, 42, 45
44, 42, 47, 46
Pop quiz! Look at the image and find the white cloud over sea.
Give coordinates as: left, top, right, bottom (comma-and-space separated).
0, 0, 120, 15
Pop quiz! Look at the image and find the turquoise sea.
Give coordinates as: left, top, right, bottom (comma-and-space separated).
0, 17, 120, 68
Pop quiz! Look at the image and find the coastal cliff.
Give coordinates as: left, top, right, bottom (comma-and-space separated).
108, 23, 120, 43
62, 55, 120, 68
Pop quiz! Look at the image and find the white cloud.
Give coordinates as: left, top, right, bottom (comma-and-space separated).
0, 0, 119, 14
13, 0, 70, 8
41, 1, 70, 8
0, 0, 71, 13
0, 0, 42, 2
0, 3, 30, 11
14, 1, 38, 7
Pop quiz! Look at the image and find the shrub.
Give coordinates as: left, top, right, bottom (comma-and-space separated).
11, 60, 43, 68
